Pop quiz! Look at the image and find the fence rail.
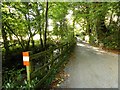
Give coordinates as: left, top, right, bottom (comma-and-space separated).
2, 36, 76, 89
28, 41, 76, 88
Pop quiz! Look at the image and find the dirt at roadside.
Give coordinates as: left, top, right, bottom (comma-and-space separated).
101, 47, 120, 54
50, 69, 69, 88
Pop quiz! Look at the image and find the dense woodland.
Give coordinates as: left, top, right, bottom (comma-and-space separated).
1, 2, 120, 88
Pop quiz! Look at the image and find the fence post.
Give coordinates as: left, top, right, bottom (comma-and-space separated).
22, 52, 31, 88
26, 66, 31, 87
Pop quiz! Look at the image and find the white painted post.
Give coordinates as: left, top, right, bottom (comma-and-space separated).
23, 52, 30, 87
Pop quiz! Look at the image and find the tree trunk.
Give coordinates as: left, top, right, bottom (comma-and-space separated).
44, 1, 48, 49
25, 3, 32, 50
4, 22, 25, 49
36, 3, 44, 48
95, 3, 108, 44
39, 26, 43, 48
2, 25, 9, 53
8, 32, 12, 41
73, 18, 76, 38
25, 13, 31, 51
108, 9, 114, 28
31, 37, 35, 48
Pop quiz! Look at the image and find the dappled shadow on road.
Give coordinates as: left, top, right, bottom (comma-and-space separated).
59, 41, 118, 88
77, 42, 111, 56
77, 43, 106, 54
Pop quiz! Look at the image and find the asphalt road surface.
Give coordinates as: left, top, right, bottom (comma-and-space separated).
60, 41, 118, 88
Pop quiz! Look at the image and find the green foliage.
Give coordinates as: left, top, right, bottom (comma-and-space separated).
2, 2, 119, 89
3, 68, 40, 89
73, 2, 119, 49
103, 31, 119, 49
3, 68, 25, 88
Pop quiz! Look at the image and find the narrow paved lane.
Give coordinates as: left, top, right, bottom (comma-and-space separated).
60, 41, 118, 88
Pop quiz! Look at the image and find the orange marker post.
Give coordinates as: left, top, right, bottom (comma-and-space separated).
23, 52, 30, 87
23, 52, 30, 66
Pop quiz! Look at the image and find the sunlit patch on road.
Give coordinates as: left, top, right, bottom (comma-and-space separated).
77, 43, 85, 47
60, 42, 118, 88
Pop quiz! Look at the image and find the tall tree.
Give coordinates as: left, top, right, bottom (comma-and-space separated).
44, 1, 48, 48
